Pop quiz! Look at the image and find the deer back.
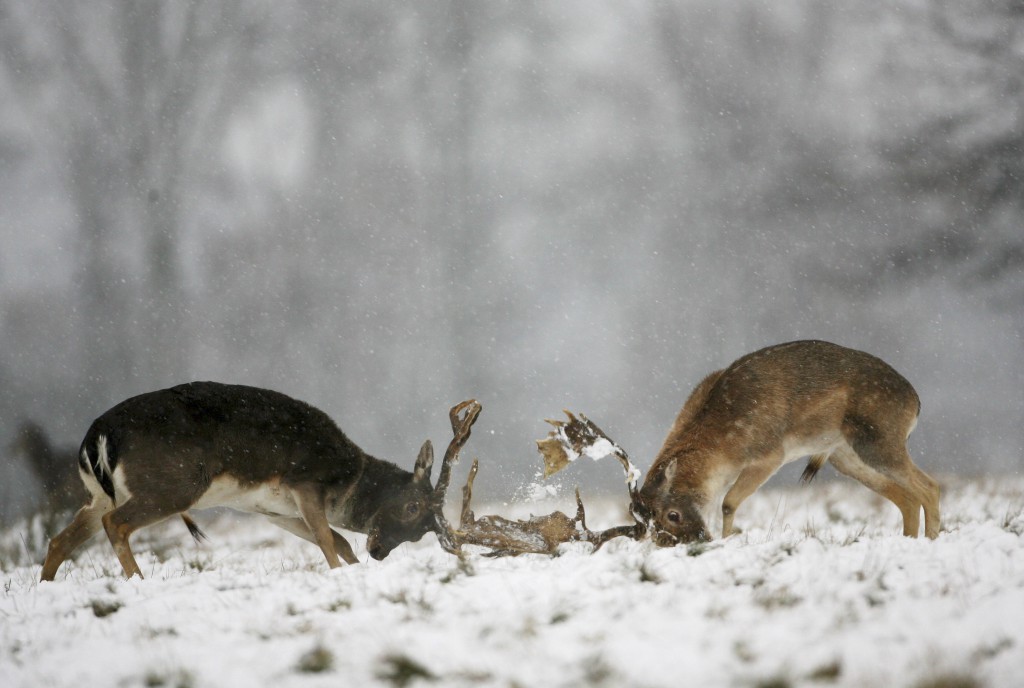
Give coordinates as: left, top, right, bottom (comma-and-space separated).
652, 341, 919, 473
81, 383, 357, 498
78, 382, 435, 546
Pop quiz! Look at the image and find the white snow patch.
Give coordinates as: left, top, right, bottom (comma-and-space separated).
580, 436, 617, 461
3, 476, 1023, 687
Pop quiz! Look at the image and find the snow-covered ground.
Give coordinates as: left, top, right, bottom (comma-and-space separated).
1, 476, 1022, 688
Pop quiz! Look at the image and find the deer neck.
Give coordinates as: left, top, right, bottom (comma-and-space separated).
659, 430, 736, 506
343, 457, 412, 532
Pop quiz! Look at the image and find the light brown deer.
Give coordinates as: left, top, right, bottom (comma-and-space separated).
41, 382, 442, 581
638, 340, 941, 545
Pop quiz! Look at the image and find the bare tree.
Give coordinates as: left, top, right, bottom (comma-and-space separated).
871, 0, 1024, 305
0, 0, 265, 393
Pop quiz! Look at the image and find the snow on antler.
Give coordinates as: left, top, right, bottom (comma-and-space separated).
536, 410, 642, 495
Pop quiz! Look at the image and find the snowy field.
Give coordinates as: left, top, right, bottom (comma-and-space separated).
1, 476, 1022, 688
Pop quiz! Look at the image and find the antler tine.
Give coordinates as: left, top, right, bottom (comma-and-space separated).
436, 400, 481, 495
449, 399, 481, 435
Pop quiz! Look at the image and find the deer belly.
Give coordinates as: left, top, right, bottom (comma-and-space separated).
192, 475, 299, 517
781, 434, 843, 464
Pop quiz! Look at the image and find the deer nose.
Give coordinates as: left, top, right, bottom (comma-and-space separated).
652, 530, 678, 547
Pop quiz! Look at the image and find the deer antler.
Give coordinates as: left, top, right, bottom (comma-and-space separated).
431, 399, 482, 554
430, 401, 645, 557
536, 410, 647, 537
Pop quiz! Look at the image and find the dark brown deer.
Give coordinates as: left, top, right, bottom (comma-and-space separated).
10, 420, 86, 513
40, 382, 440, 581
638, 340, 941, 545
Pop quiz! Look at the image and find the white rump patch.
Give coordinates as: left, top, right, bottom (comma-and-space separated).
111, 466, 132, 504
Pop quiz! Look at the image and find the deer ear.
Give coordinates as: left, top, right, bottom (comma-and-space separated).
662, 458, 678, 485
413, 439, 434, 483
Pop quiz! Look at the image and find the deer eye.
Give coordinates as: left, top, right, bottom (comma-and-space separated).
405, 502, 420, 517
666, 510, 682, 524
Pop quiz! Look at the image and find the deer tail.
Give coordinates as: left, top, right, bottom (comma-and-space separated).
800, 453, 829, 484
181, 513, 208, 542
79, 432, 118, 500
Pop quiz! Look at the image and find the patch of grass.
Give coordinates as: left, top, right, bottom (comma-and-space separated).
802, 519, 819, 539
734, 641, 756, 664
1001, 504, 1023, 535
90, 599, 122, 618
753, 678, 793, 688
687, 541, 714, 557
440, 555, 476, 583
807, 661, 842, 682
382, 588, 434, 615
183, 553, 211, 573
325, 597, 352, 612
141, 626, 179, 639
971, 637, 1013, 662
143, 668, 194, 688
377, 653, 436, 687
912, 673, 984, 688
752, 585, 801, 610
842, 525, 868, 546
581, 654, 614, 685
295, 643, 334, 673
638, 561, 662, 583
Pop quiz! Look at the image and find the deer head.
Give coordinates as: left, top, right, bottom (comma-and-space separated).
636, 458, 711, 545
364, 440, 437, 560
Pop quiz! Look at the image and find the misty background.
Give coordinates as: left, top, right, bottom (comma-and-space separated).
1, 1, 1021, 523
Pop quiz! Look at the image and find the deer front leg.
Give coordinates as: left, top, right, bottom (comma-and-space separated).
290, 486, 343, 568
721, 454, 784, 537
267, 516, 358, 565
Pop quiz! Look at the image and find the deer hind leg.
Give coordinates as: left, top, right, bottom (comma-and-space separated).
267, 516, 358, 565
721, 451, 785, 537
101, 498, 187, 579
40, 499, 111, 581
829, 444, 927, 537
